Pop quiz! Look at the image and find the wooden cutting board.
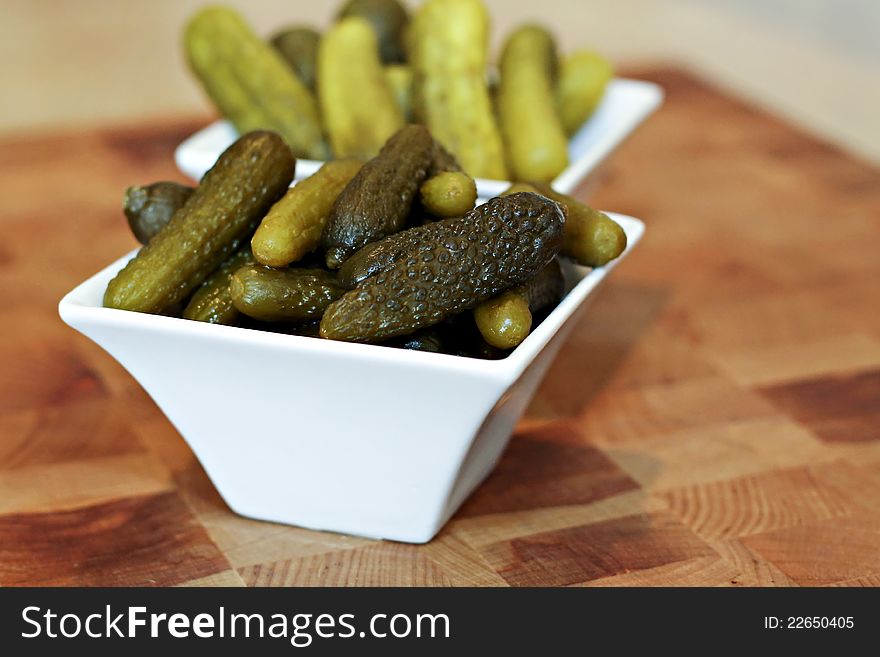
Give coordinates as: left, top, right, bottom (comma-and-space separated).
1, 68, 878, 587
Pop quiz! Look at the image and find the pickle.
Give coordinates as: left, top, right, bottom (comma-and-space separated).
410, 0, 507, 179
230, 265, 346, 322
104, 132, 296, 314
337, 0, 409, 64
474, 290, 530, 349
320, 192, 565, 342
183, 247, 254, 324
473, 258, 564, 349
502, 182, 626, 267
271, 26, 321, 91
185, 7, 327, 159
498, 25, 569, 182
385, 65, 413, 121
251, 159, 363, 268
556, 50, 612, 135
123, 182, 194, 245
528, 182, 626, 267
428, 139, 463, 176
337, 238, 402, 289
318, 17, 404, 159
322, 124, 433, 268
419, 171, 477, 218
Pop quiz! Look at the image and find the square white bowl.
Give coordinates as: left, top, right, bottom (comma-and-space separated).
174, 78, 663, 197
59, 214, 644, 543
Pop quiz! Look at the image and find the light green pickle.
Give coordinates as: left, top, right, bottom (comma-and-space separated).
230, 265, 346, 323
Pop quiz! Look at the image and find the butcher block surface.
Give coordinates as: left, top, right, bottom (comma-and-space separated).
1, 69, 879, 587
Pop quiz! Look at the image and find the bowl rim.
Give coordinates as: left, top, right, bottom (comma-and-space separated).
59, 214, 644, 381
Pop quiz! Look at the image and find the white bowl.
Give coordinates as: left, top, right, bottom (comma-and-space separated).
174, 78, 664, 197
58, 214, 644, 543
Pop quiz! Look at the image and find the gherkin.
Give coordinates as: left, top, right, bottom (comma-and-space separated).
104, 131, 296, 314
183, 247, 254, 325
473, 258, 564, 349
321, 125, 433, 268
123, 181, 194, 245
184, 7, 327, 159
320, 192, 565, 342
230, 265, 346, 323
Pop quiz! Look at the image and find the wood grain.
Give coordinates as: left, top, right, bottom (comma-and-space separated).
1, 68, 879, 586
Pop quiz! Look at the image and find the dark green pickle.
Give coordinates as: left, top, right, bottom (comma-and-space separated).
427, 139, 462, 176
320, 192, 565, 343
271, 26, 321, 90
104, 131, 296, 314
124, 182, 194, 245
336, 0, 409, 64
337, 232, 414, 288
183, 247, 254, 324
524, 257, 565, 311
322, 125, 433, 268
230, 265, 346, 323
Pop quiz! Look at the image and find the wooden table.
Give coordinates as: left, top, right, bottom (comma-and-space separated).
1, 69, 878, 587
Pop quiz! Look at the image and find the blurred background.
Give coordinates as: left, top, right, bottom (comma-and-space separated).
2, 0, 878, 162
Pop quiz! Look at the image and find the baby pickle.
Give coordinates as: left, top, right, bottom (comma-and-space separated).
556, 50, 613, 135
410, 0, 508, 179
337, 237, 405, 289
419, 171, 478, 218
104, 131, 296, 314
123, 181, 194, 245
183, 247, 254, 325
318, 17, 404, 159
322, 124, 433, 268
251, 159, 363, 268
184, 7, 327, 160
530, 182, 626, 266
271, 26, 321, 91
502, 182, 627, 267
337, 0, 410, 64
498, 25, 569, 182
428, 139, 463, 176
473, 258, 564, 349
320, 192, 565, 343
230, 265, 346, 323
474, 291, 530, 350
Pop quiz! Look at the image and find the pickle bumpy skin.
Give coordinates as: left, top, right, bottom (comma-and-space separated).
320, 192, 565, 343
322, 125, 433, 269
104, 131, 296, 314
230, 265, 346, 323
251, 159, 363, 268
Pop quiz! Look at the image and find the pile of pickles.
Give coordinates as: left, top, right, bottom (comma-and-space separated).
184, 0, 613, 182
104, 127, 627, 358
